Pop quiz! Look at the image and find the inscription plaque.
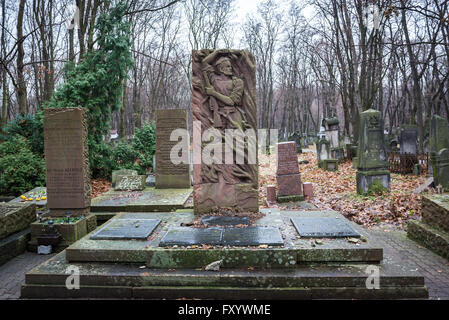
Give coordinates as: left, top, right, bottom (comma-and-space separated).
44, 108, 90, 216
155, 109, 191, 188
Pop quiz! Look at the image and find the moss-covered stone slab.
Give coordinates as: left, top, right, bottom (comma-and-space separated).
291, 217, 360, 238
422, 194, 449, 233
9, 187, 47, 208
90, 187, 192, 212
21, 251, 428, 300
407, 220, 449, 260
277, 195, 305, 203
0, 202, 36, 240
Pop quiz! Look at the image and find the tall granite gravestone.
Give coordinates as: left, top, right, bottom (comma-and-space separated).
44, 108, 91, 216
192, 49, 258, 214
429, 115, 449, 190
276, 141, 303, 202
356, 109, 390, 194
400, 125, 418, 155
155, 109, 191, 188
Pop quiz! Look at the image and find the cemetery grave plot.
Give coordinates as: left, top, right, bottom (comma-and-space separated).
9, 187, 48, 208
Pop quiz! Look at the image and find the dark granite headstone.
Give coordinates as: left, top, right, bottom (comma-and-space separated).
400, 125, 418, 155
201, 216, 250, 227
90, 218, 161, 240
291, 217, 360, 238
44, 108, 91, 216
221, 227, 283, 246
155, 109, 191, 188
159, 227, 223, 246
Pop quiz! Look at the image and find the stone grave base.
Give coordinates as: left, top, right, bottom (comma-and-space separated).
356, 170, 390, 195
21, 209, 428, 299
0, 228, 30, 266
319, 159, 338, 171
407, 194, 449, 260
91, 187, 192, 212
27, 214, 96, 253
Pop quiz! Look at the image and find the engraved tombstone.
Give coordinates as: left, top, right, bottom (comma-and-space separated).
356, 109, 390, 194
155, 109, 191, 188
276, 142, 303, 200
429, 115, 449, 190
44, 108, 91, 216
192, 49, 258, 214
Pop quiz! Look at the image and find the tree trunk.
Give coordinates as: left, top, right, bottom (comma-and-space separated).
17, 0, 27, 116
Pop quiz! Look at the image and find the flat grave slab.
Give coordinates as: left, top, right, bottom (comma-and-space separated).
9, 187, 47, 207
159, 226, 283, 247
201, 216, 250, 227
222, 227, 283, 246
291, 217, 360, 238
90, 187, 192, 212
90, 218, 161, 240
159, 227, 223, 246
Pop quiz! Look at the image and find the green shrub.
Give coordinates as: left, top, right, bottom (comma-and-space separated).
0, 136, 46, 196
132, 123, 156, 173
0, 112, 44, 155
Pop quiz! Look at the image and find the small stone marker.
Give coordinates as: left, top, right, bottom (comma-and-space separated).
44, 108, 91, 216
302, 182, 314, 200
356, 109, 390, 195
291, 217, 360, 238
266, 185, 277, 204
159, 226, 283, 246
155, 109, 191, 189
276, 142, 303, 201
201, 216, 250, 227
90, 218, 161, 240
114, 175, 146, 191
112, 169, 137, 187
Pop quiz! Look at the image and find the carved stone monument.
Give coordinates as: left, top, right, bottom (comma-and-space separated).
112, 169, 137, 187
429, 115, 449, 190
356, 109, 390, 194
276, 141, 303, 202
155, 109, 191, 188
288, 131, 302, 154
316, 137, 338, 171
192, 49, 258, 213
44, 108, 91, 216
400, 125, 418, 155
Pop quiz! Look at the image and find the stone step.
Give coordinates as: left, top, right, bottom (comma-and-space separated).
21, 251, 428, 300
407, 220, 449, 260
422, 194, 449, 233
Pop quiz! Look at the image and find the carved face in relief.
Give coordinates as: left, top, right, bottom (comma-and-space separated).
216, 58, 233, 76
